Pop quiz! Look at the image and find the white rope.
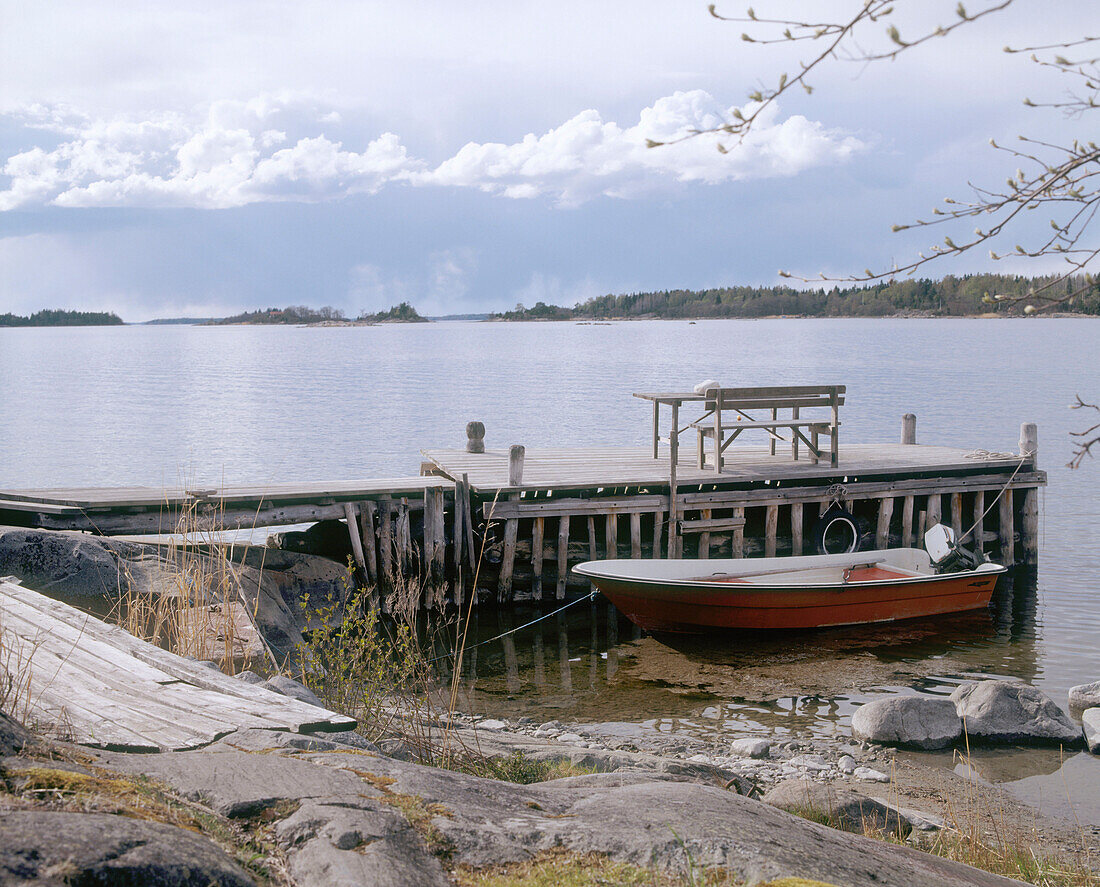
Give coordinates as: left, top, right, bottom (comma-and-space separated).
429, 590, 598, 663
957, 454, 1029, 545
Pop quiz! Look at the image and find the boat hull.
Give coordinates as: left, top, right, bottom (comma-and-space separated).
588, 571, 1001, 632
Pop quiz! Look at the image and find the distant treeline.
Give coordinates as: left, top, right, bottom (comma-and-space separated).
214, 302, 428, 324
490, 274, 1100, 321
0, 309, 124, 327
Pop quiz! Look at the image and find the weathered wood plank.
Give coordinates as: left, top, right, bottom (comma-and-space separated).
497, 515, 520, 603
1021, 487, 1039, 565
901, 495, 915, 547
764, 504, 778, 558
876, 497, 894, 550
605, 513, 618, 559
731, 506, 745, 558
698, 508, 712, 558
790, 503, 803, 556
999, 490, 1015, 567
630, 512, 642, 559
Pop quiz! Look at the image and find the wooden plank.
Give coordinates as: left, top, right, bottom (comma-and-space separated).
556, 515, 570, 600
481, 495, 668, 521
531, 517, 545, 599
925, 494, 942, 529
452, 480, 465, 607
587, 516, 597, 560
999, 489, 1015, 567
462, 475, 476, 582
651, 510, 664, 559
378, 496, 394, 584
605, 513, 618, 559
790, 503, 803, 556
764, 504, 778, 557
678, 517, 746, 533
630, 512, 642, 559
1, 582, 355, 732
430, 486, 446, 600
875, 497, 894, 550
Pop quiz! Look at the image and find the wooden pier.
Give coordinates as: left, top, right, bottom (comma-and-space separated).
0, 416, 1046, 612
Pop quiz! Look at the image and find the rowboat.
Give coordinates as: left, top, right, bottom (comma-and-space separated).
573, 532, 1005, 633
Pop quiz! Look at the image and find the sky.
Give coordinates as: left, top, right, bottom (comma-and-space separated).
0, 0, 1090, 320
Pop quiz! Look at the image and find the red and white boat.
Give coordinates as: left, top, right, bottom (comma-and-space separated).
573, 527, 1005, 633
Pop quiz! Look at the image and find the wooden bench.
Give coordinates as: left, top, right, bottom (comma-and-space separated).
692, 385, 845, 472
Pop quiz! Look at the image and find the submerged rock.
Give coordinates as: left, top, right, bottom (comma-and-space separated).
950, 680, 1081, 746
851, 696, 962, 750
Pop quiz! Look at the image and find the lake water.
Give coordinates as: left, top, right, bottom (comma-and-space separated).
2, 317, 1099, 818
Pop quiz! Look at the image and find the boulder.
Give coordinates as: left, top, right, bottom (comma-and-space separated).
762, 779, 910, 836
0, 711, 33, 756
851, 696, 962, 750
1083, 708, 1100, 755
266, 520, 353, 563
0, 811, 255, 886
262, 674, 327, 709
950, 681, 1081, 746
1068, 681, 1100, 716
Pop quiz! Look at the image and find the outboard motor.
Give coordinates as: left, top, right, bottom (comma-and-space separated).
924, 524, 983, 573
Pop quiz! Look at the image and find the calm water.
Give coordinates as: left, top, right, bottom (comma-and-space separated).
2, 318, 1099, 815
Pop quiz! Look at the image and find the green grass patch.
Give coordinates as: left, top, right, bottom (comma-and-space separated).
442, 751, 595, 785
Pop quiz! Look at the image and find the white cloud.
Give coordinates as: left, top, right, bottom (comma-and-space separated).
349, 248, 477, 316
421, 91, 865, 206
0, 91, 864, 211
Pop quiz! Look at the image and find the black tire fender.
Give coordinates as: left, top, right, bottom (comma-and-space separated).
812, 502, 868, 555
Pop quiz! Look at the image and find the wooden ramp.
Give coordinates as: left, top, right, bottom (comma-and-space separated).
0, 578, 355, 752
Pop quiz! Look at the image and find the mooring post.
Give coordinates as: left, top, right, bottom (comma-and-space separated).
508, 445, 525, 486
466, 421, 485, 454
901, 413, 917, 445
1019, 422, 1039, 564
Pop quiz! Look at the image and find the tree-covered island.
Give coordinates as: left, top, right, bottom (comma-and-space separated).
0, 309, 125, 327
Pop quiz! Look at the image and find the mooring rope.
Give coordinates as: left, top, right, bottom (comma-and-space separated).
429, 589, 599, 664
956, 452, 1030, 545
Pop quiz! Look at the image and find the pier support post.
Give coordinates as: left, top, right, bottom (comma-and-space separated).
466, 421, 485, 454
901, 414, 917, 445
343, 502, 368, 580
508, 446, 525, 486
1019, 422, 1038, 564
556, 515, 570, 599
531, 517, 545, 599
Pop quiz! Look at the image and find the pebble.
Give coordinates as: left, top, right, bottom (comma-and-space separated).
837, 754, 857, 774
854, 766, 891, 783
477, 719, 509, 731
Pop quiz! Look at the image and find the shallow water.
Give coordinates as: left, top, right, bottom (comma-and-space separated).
1, 317, 1098, 818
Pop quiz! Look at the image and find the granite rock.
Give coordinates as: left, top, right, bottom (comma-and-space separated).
950, 681, 1081, 746
851, 696, 962, 750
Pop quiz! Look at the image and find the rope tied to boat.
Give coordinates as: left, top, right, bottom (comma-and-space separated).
428, 588, 599, 664
824, 483, 848, 507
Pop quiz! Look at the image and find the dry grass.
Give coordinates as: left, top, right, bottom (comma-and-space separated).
111, 495, 270, 675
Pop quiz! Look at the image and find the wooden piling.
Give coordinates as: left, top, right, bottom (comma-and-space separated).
731, 506, 745, 558
764, 504, 778, 557
466, 421, 485, 454
998, 490, 1015, 567
1021, 488, 1039, 564
461, 474, 475, 580
360, 500, 379, 586
926, 494, 942, 529
790, 502, 803, 556
651, 510, 664, 558
378, 496, 394, 585
343, 502, 368, 578
531, 516, 545, 599
901, 414, 917, 445
630, 512, 642, 559
605, 513, 618, 559
508, 446, 525, 486
901, 495, 914, 546
430, 486, 446, 601
587, 516, 597, 560
451, 481, 465, 607
950, 492, 963, 539
556, 515, 570, 599
698, 508, 711, 559
971, 490, 985, 555
875, 497, 894, 549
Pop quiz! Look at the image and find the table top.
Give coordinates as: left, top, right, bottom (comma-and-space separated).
632, 391, 708, 404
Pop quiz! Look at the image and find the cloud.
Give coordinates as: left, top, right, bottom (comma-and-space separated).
420, 90, 866, 205
0, 91, 864, 211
